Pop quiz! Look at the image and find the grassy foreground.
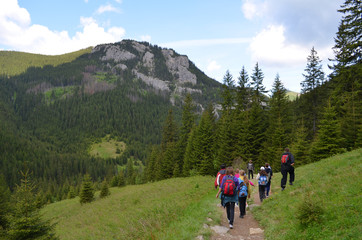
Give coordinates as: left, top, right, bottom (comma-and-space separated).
253, 149, 362, 239
42, 176, 220, 240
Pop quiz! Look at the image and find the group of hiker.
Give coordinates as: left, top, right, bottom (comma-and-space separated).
214, 148, 295, 229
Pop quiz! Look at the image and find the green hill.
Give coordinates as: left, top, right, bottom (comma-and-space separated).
253, 149, 361, 240
0, 47, 92, 76
42, 176, 218, 240
286, 90, 300, 101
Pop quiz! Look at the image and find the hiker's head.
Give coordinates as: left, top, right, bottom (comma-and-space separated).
284, 147, 290, 152
226, 166, 234, 175
220, 163, 226, 169
240, 170, 245, 176
260, 167, 265, 171
265, 163, 270, 168
249, 160, 252, 163
235, 169, 239, 174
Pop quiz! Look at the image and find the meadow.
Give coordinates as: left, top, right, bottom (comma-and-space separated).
253, 149, 361, 239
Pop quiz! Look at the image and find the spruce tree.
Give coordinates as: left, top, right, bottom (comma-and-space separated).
301, 47, 325, 135
220, 70, 235, 114
99, 179, 110, 198
176, 94, 196, 174
309, 102, 345, 161
79, 174, 94, 204
292, 119, 310, 165
67, 186, 76, 199
7, 170, 58, 240
250, 62, 267, 104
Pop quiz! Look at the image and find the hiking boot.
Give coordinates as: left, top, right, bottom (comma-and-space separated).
281, 188, 285, 191
229, 224, 233, 229
289, 182, 293, 185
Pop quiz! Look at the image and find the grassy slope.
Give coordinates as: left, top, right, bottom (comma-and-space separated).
0, 47, 92, 76
286, 90, 300, 101
42, 176, 219, 240
253, 149, 361, 240
89, 135, 126, 159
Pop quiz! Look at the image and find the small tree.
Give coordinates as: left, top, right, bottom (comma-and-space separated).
79, 174, 94, 204
99, 179, 110, 198
7, 170, 58, 240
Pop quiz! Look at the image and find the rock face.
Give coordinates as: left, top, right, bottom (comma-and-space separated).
91, 40, 204, 105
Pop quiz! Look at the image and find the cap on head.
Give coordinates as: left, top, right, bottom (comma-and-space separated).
260, 167, 265, 171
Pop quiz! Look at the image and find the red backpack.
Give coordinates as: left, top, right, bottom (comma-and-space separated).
214, 169, 226, 188
281, 154, 289, 164
222, 175, 236, 196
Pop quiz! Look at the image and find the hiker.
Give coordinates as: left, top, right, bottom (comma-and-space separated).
239, 169, 254, 188
247, 160, 254, 179
214, 163, 226, 189
256, 167, 268, 202
234, 169, 240, 178
216, 166, 240, 229
265, 163, 273, 197
280, 148, 295, 191
238, 171, 252, 218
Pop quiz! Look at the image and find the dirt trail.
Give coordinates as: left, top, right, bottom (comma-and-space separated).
210, 183, 265, 240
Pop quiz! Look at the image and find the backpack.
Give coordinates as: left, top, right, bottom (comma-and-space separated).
281, 154, 289, 164
215, 169, 226, 187
258, 175, 268, 186
222, 176, 236, 196
239, 183, 248, 197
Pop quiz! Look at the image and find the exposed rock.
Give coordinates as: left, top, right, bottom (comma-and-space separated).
210, 225, 229, 235
93, 44, 137, 62
142, 51, 154, 69
132, 41, 148, 54
132, 70, 170, 92
249, 228, 264, 235
162, 49, 197, 85
175, 86, 202, 95
114, 63, 128, 71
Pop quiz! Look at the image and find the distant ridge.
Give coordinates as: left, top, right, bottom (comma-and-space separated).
0, 47, 93, 76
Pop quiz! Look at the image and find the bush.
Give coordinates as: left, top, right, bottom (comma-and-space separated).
297, 193, 324, 228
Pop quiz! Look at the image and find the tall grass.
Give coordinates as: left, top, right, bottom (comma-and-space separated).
42, 176, 219, 240
253, 149, 362, 239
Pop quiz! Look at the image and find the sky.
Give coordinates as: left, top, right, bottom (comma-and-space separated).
0, 0, 343, 93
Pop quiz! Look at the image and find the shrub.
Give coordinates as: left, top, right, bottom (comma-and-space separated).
297, 192, 324, 228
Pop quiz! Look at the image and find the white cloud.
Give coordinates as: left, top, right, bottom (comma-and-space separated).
207, 60, 221, 72
0, 1, 125, 55
249, 25, 307, 67
241, 0, 267, 20
140, 35, 151, 42
96, 4, 120, 15
249, 24, 333, 68
114, 0, 122, 3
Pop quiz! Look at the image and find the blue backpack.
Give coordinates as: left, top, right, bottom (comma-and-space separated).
259, 175, 268, 186
239, 183, 248, 197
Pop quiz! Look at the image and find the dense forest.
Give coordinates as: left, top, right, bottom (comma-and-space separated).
0, 0, 360, 239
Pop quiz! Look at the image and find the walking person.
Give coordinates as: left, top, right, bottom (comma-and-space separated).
214, 163, 226, 189
280, 148, 295, 191
247, 160, 254, 179
216, 166, 240, 229
265, 163, 273, 197
256, 167, 268, 202
237, 179, 248, 218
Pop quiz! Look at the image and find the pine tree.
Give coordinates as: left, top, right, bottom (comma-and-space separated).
330, 0, 361, 72
236, 66, 250, 112
183, 126, 197, 176
250, 62, 267, 104
7, 170, 58, 240
99, 179, 110, 198
176, 94, 196, 174
309, 102, 345, 161
292, 119, 310, 165
67, 186, 76, 199
79, 174, 94, 204
220, 70, 235, 114
301, 47, 325, 135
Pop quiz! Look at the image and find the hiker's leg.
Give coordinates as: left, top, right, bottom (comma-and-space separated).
258, 185, 264, 202
248, 170, 251, 179
229, 202, 235, 225
281, 167, 288, 189
225, 202, 231, 222
289, 166, 295, 183
240, 197, 246, 216
266, 182, 270, 196
251, 170, 253, 179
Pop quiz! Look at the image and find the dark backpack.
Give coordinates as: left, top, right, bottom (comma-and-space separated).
258, 175, 268, 186
281, 154, 289, 164
222, 176, 236, 196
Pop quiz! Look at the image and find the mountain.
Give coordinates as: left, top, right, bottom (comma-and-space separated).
0, 40, 222, 198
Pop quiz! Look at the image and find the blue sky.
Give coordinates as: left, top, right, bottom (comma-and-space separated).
0, 0, 343, 93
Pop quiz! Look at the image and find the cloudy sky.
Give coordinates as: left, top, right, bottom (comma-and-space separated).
0, 0, 343, 92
